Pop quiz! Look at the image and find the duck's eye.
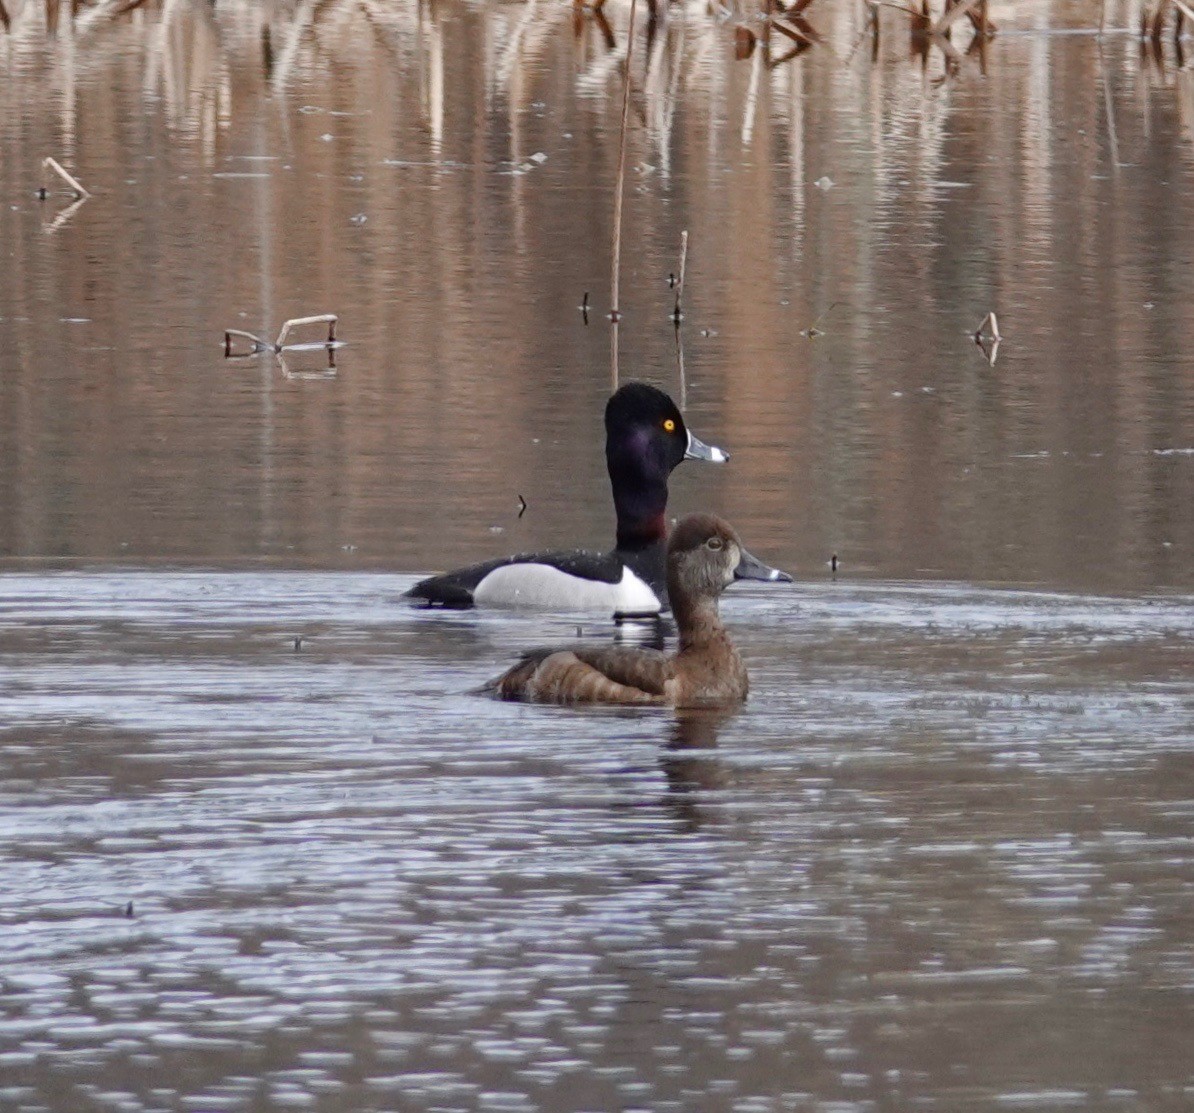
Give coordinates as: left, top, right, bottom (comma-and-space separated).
706, 537, 724, 551
662, 418, 676, 433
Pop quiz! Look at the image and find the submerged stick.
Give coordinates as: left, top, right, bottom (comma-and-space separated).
41, 157, 90, 199
672, 230, 688, 323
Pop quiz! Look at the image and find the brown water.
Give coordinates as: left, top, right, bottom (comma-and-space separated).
2, 2, 1194, 1111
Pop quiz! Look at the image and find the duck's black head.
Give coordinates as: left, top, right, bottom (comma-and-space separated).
605, 383, 727, 551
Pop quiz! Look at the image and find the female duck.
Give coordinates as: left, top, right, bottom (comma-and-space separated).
489, 513, 786, 708
405, 383, 733, 615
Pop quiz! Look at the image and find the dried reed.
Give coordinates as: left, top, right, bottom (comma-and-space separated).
41, 157, 90, 199
609, 0, 639, 390
224, 314, 339, 358
609, 0, 639, 325
672, 230, 688, 324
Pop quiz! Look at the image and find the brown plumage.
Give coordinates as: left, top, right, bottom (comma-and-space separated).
488, 513, 785, 708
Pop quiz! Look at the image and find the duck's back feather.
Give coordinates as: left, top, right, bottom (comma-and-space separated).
491, 644, 674, 704
407, 550, 660, 613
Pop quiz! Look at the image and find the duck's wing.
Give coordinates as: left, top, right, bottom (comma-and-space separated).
490, 644, 674, 705
407, 550, 660, 613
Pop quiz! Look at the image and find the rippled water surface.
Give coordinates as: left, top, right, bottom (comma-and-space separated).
1, 0, 1192, 587
1, 572, 1193, 1112
2, 0, 1194, 1110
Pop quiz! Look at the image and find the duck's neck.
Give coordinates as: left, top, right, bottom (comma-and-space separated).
672, 594, 725, 651
610, 470, 668, 553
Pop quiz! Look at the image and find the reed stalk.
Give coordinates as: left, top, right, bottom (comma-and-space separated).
610, 0, 638, 322
41, 157, 90, 199
672, 230, 688, 323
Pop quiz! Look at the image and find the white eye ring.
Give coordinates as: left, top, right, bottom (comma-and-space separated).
706, 537, 724, 551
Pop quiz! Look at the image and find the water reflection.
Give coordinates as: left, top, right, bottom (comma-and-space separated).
0, 0, 1191, 589
660, 708, 733, 829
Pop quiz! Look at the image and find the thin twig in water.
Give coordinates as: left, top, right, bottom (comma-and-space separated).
974, 311, 1001, 343
801, 301, 839, 338
224, 315, 340, 358
672, 230, 689, 323
974, 311, 1001, 365
41, 157, 90, 199
275, 314, 337, 349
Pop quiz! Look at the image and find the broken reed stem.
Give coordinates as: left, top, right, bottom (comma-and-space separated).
224, 314, 339, 358
275, 313, 336, 349
42, 157, 90, 199
609, 0, 639, 326
974, 311, 1001, 342
672, 230, 689, 322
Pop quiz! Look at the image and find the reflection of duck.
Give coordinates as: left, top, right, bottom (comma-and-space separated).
406, 383, 737, 615
662, 708, 733, 797
488, 514, 789, 706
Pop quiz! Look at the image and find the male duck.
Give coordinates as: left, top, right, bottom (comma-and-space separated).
407, 383, 772, 615
488, 513, 785, 707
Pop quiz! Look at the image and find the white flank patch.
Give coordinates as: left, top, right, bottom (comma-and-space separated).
472, 563, 661, 614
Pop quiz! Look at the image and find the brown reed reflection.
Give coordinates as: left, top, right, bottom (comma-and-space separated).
0, 1, 1191, 588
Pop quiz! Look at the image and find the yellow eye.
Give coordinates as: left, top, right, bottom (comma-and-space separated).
663, 419, 676, 433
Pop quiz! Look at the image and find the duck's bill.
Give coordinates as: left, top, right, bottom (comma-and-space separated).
734, 547, 793, 583
685, 431, 729, 464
